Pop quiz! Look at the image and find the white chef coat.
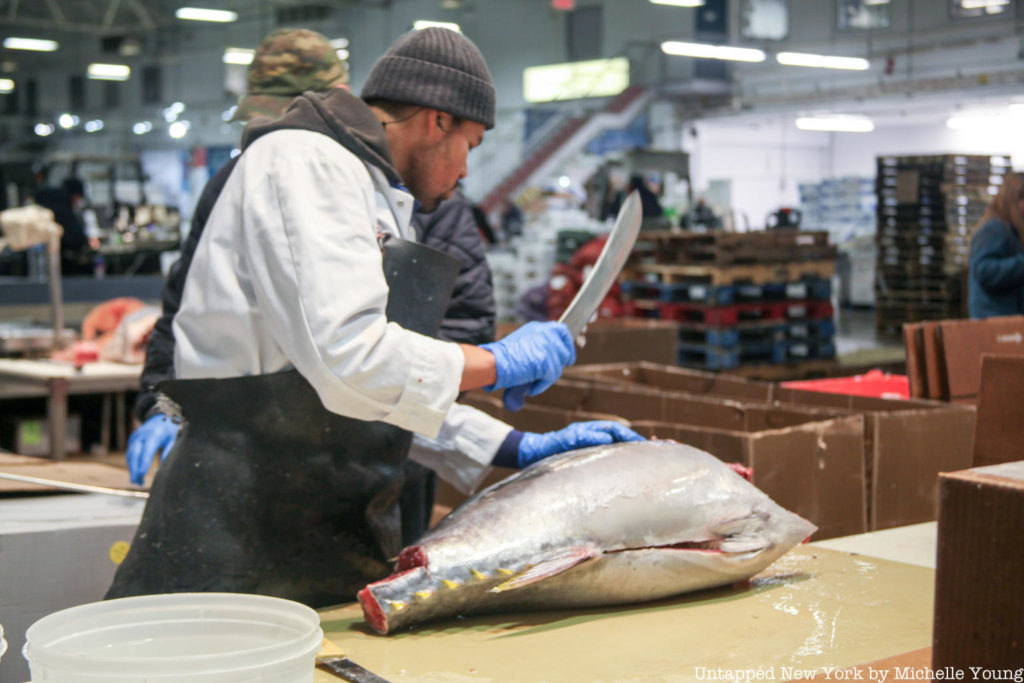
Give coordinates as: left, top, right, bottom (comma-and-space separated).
174, 128, 510, 493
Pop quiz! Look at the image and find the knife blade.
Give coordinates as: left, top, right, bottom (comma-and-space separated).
502, 190, 643, 410
317, 638, 391, 683
558, 190, 643, 342
317, 656, 392, 683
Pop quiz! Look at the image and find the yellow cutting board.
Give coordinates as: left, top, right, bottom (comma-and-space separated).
316, 546, 933, 682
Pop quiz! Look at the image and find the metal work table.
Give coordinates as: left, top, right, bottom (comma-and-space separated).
315, 525, 938, 682
0, 359, 141, 460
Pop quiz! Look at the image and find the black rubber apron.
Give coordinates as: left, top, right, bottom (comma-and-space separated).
106, 238, 460, 608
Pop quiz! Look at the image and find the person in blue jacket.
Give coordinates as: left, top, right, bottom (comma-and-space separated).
969, 172, 1024, 319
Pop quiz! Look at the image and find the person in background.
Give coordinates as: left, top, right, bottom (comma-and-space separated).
606, 174, 664, 227
500, 198, 524, 239
63, 175, 102, 251
32, 165, 91, 274
107, 27, 642, 606
968, 172, 1024, 319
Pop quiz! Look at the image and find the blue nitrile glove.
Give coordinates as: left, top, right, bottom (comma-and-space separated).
517, 421, 645, 469
480, 321, 576, 411
126, 414, 181, 486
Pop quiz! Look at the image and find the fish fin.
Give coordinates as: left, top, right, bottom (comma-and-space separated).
490, 547, 596, 593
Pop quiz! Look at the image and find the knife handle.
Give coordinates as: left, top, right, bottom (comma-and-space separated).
503, 385, 529, 412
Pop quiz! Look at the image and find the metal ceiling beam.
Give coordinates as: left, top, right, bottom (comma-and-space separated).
103, 0, 122, 28
44, 0, 66, 25
126, 0, 156, 29
0, 15, 141, 34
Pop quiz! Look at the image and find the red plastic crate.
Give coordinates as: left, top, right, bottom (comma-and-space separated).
781, 369, 909, 400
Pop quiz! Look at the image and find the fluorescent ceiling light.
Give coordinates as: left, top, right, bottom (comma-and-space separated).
960, 0, 1009, 8
777, 52, 869, 70
222, 47, 254, 65
649, 0, 705, 6
58, 113, 79, 129
661, 41, 766, 63
34, 123, 54, 137
3, 37, 59, 51
87, 63, 130, 80
796, 115, 874, 132
524, 56, 629, 103
335, 49, 349, 61
330, 38, 349, 49
864, 0, 890, 5
413, 20, 461, 32
175, 7, 238, 22
946, 112, 1021, 130
132, 121, 153, 135
0, 78, 13, 93
84, 119, 104, 133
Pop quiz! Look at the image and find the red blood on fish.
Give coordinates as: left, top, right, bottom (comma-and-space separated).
728, 462, 753, 482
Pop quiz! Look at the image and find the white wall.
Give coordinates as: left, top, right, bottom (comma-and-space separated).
690, 117, 830, 230
830, 122, 1024, 177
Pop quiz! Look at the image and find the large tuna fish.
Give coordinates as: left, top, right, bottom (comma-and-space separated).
358, 440, 816, 635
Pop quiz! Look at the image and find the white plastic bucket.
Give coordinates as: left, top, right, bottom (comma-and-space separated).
23, 593, 323, 682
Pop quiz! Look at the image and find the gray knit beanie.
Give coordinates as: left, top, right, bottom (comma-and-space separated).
361, 27, 496, 129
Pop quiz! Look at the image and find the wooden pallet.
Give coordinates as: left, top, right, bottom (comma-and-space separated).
631, 230, 836, 266
624, 260, 836, 286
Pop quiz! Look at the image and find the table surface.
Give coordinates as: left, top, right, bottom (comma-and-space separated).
0, 358, 141, 381
315, 542, 935, 683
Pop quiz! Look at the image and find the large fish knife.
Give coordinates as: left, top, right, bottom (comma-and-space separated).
503, 190, 643, 410
317, 638, 391, 682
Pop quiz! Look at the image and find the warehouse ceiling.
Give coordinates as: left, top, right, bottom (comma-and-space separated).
0, 0, 385, 35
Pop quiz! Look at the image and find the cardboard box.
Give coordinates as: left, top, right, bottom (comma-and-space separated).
972, 354, 1024, 468
633, 416, 867, 540
497, 319, 680, 366
563, 362, 975, 531
937, 315, 1024, 402
933, 461, 1024, 669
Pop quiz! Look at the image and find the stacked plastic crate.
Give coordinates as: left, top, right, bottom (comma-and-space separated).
619, 231, 838, 372
874, 154, 1012, 334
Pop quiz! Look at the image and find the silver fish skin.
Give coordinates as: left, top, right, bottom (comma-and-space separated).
358, 440, 816, 635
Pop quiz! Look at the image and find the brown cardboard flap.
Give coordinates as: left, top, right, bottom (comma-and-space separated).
870, 409, 975, 530
921, 321, 946, 400
973, 354, 1024, 467
497, 320, 680, 366
903, 322, 927, 399
937, 315, 1024, 400
532, 379, 842, 432
934, 464, 1024, 668
566, 361, 772, 402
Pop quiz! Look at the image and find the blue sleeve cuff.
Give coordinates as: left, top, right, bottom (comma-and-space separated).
491, 429, 524, 469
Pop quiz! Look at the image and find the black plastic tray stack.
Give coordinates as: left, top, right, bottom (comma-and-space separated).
875, 154, 1012, 334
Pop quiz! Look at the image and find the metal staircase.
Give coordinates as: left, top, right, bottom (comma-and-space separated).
479, 85, 652, 214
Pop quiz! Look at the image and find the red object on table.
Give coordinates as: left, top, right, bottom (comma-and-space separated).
781, 369, 910, 400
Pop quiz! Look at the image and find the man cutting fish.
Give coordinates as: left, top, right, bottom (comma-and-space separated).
106, 27, 642, 607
